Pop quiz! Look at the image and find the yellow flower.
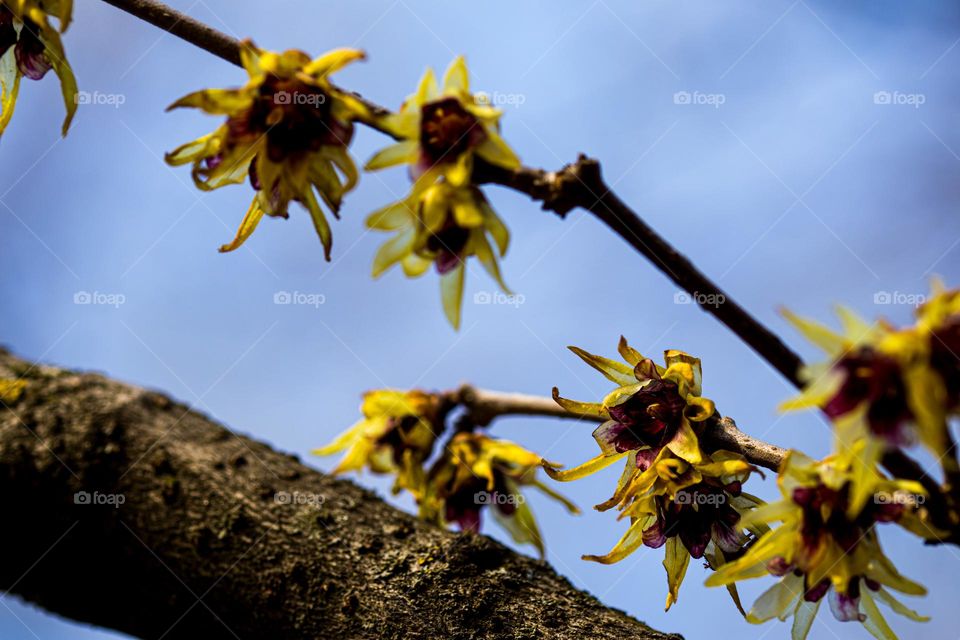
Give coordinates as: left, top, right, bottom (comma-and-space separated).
543, 338, 717, 484
313, 389, 440, 496
421, 433, 577, 558
706, 451, 929, 640
365, 56, 520, 187
165, 41, 367, 259
781, 299, 954, 487
366, 180, 510, 329
1, 0, 77, 136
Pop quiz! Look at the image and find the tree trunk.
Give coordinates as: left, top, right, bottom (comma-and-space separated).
0, 348, 680, 640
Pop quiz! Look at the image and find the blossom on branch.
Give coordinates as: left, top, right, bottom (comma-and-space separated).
364, 56, 520, 329
313, 389, 441, 496
421, 432, 578, 558
1, 0, 77, 136
543, 338, 763, 609
366, 181, 509, 329
706, 452, 929, 640
165, 41, 367, 259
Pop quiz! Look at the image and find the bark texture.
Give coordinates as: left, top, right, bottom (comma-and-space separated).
0, 349, 680, 640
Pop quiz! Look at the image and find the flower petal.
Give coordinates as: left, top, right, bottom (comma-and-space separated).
663, 536, 691, 611
746, 573, 804, 623
218, 198, 265, 253
781, 308, 846, 355
372, 227, 415, 277
551, 387, 608, 419
441, 55, 469, 94
301, 186, 333, 261
440, 262, 466, 329
582, 517, 646, 565
303, 47, 365, 78
365, 140, 419, 171
541, 452, 627, 482
567, 346, 636, 386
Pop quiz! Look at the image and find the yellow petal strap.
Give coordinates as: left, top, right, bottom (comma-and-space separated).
0, 47, 22, 136
440, 263, 466, 330
218, 198, 265, 253
472, 232, 511, 294
322, 146, 359, 191
663, 536, 691, 611
365, 140, 419, 171
738, 499, 796, 529
366, 199, 414, 230
541, 452, 626, 482
872, 587, 929, 622
413, 67, 439, 106
617, 336, 644, 366
745, 573, 803, 624
780, 307, 846, 355
371, 227, 415, 278
903, 364, 950, 459
530, 480, 580, 514
664, 350, 703, 395
303, 48, 366, 79
859, 586, 898, 640
491, 486, 545, 559
167, 89, 250, 114
869, 552, 926, 596
442, 55, 469, 94
835, 305, 874, 340
475, 132, 521, 170
779, 367, 844, 412
301, 187, 333, 261
582, 517, 647, 565
312, 419, 367, 457
42, 29, 77, 136
551, 387, 608, 419
479, 200, 510, 256
567, 346, 636, 386
238, 40, 263, 77
791, 598, 820, 640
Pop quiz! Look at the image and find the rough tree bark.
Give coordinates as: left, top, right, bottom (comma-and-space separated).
0, 348, 680, 640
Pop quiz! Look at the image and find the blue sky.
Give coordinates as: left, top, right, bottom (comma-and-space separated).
1, 0, 959, 638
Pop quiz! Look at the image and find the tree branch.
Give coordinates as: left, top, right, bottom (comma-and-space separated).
448, 385, 786, 472
99, 0, 803, 388
0, 349, 679, 640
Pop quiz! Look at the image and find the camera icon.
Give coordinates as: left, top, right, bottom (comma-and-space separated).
74, 91, 91, 105
74, 291, 92, 305
74, 491, 91, 505
873, 91, 891, 105
673, 91, 691, 105
274, 491, 291, 505
274, 91, 292, 105
474, 491, 491, 505
874, 291, 892, 305
673, 291, 691, 304
473, 291, 492, 305
274, 291, 292, 305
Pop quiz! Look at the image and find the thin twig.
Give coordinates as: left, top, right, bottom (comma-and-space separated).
450, 384, 786, 472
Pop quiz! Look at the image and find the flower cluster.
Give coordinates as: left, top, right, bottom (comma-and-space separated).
315, 389, 575, 557
1, 0, 77, 136
781, 280, 960, 512
313, 389, 441, 496
365, 57, 520, 329
166, 42, 368, 259
543, 338, 763, 609
707, 452, 929, 640
420, 432, 577, 558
